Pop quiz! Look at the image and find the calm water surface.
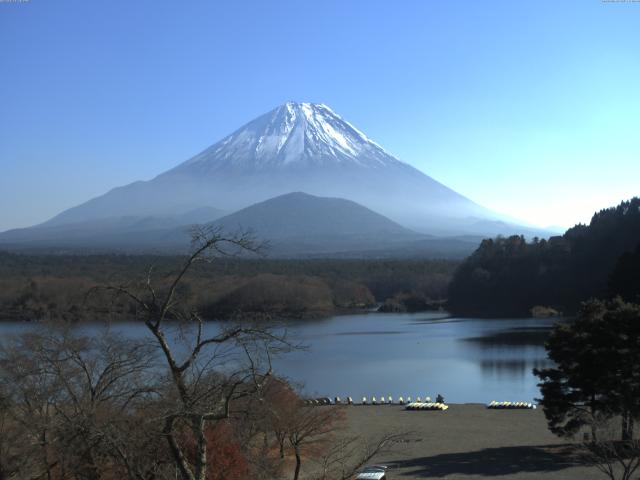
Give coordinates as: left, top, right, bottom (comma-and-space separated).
0, 312, 558, 403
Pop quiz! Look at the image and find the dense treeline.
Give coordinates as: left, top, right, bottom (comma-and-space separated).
448, 198, 640, 317
0, 253, 457, 321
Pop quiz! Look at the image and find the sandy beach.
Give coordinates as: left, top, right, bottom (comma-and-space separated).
340, 404, 604, 480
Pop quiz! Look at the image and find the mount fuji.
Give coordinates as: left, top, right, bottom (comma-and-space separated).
1, 102, 546, 254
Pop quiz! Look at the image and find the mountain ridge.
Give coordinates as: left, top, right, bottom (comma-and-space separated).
210, 191, 420, 240
0, 192, 482, 258
3, 101, 554, 250
39, 101, 501, 234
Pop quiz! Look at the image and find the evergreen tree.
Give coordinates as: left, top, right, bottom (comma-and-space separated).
610, 244, 640, 303
535, 299, 640, 441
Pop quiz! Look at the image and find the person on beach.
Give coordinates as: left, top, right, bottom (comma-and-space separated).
436, 394, 445, 403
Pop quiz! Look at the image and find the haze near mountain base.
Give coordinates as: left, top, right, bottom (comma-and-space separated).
0, 102, 551, 256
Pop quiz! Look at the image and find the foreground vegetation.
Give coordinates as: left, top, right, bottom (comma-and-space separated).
535, 298, 640, 480
0, 228, 404, 480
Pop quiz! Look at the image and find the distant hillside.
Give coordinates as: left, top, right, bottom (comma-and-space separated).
447, 197, 640, 317
213, 191, 415, 239
0, 192, 481, 258
210, 192, 483, 257
0, 207, 225, 250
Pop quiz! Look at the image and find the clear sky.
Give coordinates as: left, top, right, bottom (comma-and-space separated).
1, 0, 639, 232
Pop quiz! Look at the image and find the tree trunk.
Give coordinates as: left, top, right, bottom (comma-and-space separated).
194, 418, 207, 480
589, 401, 598, 443
293, 446, 301, 480
41, 427, 53, 480
164, 429, 194, 480
82, 450, 102, 480
622, 411, 633, 441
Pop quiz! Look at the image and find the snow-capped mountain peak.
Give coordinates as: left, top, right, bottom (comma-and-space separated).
32, 101, 508, 237
176, 102, 402, 173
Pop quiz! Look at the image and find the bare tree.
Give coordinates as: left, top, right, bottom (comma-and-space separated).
0, 330, 67, 480
580, 417, 640, 480
0, 326, 165, 480
582, 440, 640, 480
94, 226, 289, 480
312, 432, 409, 480
0, 389, 26, 480
284, 405, 345, 480
255, 377, 409, 480
257, 378, 300, 460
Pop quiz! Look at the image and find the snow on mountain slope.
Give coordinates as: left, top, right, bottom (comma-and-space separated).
26, 101, 526, 237
174, 102, 397, 172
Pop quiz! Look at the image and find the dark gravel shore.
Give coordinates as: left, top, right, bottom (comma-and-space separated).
342, 404, 604, 480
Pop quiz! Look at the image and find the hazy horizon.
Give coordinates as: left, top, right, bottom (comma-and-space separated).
1, 0, 639, 232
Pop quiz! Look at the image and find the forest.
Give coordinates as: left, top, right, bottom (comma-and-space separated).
0, 252, 457, 322
447, 198, 640, 317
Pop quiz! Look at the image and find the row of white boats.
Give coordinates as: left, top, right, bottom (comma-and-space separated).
487, 401, 537, 409
362, 395, 435, 405
304, 396, 437, 406
405, 402, 449, 411
303, 397, 538, 410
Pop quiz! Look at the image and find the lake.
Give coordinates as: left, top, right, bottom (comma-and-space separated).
0, 312, 558, 403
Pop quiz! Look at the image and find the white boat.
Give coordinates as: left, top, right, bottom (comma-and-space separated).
356, 465, 388, 480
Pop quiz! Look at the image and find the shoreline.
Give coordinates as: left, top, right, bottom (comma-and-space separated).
0, 307, 564, 324
0, 306, 444, 323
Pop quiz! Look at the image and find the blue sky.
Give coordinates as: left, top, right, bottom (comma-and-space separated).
1, 0, 639, 231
